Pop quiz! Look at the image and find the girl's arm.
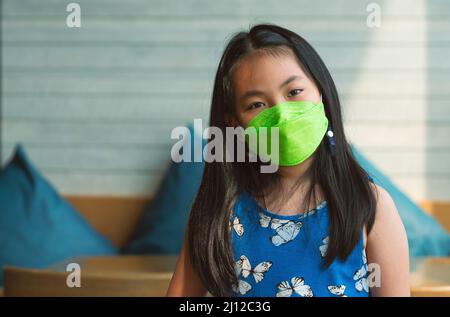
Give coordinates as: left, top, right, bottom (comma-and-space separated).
366, 184, 410, 297
166, 235, 208, 296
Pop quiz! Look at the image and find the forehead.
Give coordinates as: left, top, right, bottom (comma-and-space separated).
231, 48, 306, 97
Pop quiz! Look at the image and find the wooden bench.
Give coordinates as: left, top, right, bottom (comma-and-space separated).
3, 256, 175, 297
66, 195, 152, 249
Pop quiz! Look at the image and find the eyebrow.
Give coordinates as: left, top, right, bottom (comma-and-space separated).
239, 75, 303, 102
279, 75, 302, 89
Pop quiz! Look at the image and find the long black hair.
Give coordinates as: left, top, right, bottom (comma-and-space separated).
186, 24, 377, 297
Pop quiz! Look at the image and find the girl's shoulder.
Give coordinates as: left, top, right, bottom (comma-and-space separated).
365, 182, 402, 245
362, 181, 394, 249
369, 182, 397, 218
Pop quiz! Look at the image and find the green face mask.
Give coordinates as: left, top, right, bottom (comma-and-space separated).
244, 100, 329, 166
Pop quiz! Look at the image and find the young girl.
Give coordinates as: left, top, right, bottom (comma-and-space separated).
167, 24, 409, 297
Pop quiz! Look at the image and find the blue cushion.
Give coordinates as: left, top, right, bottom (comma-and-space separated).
0, 145, 118, 286
123, 125, 205, 255
352, 146, 450, 256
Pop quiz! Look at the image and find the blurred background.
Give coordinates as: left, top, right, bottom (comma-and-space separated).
0, 0, 449, 297
1, 0, 449, 201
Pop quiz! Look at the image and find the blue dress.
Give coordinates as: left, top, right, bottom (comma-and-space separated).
229, 191, 369, 297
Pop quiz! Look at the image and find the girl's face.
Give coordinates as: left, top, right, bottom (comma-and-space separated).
226, 48, 321, 128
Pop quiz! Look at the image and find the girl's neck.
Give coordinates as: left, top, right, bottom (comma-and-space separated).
276, 153, 315, 187
259, 154, 325, 215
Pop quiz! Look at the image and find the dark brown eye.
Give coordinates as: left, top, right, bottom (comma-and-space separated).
248, 102, 265, 110
288, 89, 303, 97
